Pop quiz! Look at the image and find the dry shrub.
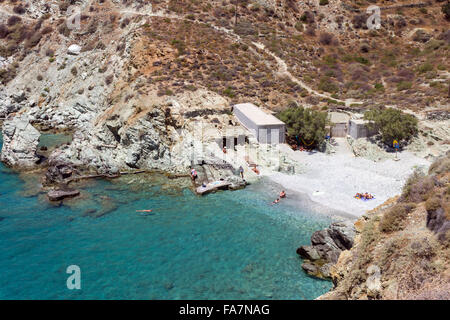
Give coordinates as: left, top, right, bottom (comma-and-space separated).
41, 26, 53, 35
379, 203, 416, 233
319, 32, 334, 45
400, 170, 436, 203
425, 196, 442, 213
13, 5, 26, 15
428, 155, 450, 175
397, 68, 415, 81
105, 74, 114, 85
0, 24, 8, 38
25, 32, 42, 48
352, 14, 368, 29
305, 25, 316, 37
7, 16, 22, 26
0, 66, 17, 84
300, 11, 315, 24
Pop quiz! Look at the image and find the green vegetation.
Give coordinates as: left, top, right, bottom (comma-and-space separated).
416, 62, 434, 74
374, 83, 385, 91
319, 0, 329, 5
342, 54, 371, 65
277, 106, 328, 148
171, 39, 186, 56
443, 2, 450, 21
222, 87, 236, 98
318, 77, 338, 93
364, 108, 418, 146
396, 81, 412, 91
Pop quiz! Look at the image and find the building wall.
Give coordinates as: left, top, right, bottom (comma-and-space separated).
257, 125, 285, 144
331, 123, 348, 137
234, 107, 285, 144
348, 120, 376, 139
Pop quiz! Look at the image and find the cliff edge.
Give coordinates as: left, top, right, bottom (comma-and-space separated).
318, 153, 450, 300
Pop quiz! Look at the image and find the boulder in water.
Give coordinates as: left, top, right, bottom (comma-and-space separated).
297, 220, 356, 279
48, 189, 80, 201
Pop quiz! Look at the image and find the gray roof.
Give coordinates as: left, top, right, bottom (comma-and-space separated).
329, 112, 350, 123
233, 103, 285, 126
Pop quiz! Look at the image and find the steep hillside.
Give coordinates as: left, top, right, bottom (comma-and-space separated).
0, 0, 448, 174
319, 153, 450, 299
1, 0, 448, 111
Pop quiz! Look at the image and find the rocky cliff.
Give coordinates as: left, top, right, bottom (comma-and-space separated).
297, 220, 356, 278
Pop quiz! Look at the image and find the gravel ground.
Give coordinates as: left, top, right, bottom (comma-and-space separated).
265, 142, 431, 217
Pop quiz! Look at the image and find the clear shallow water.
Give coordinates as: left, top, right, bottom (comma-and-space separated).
0, 134, 332, 300
38, 132, 73, 149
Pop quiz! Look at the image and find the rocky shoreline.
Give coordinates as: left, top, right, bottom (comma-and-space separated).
297, 220, 356, 279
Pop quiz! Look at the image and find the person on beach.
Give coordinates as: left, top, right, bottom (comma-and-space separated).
190, 168, 198, 180
239, 166, 244, 179
279, 190, 286, 198
222, 146, 227, 154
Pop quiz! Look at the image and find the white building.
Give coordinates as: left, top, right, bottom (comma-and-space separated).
233, 103, 286, 144
348, 119, 376, 139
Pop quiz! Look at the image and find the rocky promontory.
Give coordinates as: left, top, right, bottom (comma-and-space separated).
297, 220, 356, 278
1, 115, 40, 168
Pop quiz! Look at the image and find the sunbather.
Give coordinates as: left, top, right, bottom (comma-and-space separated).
190, 168, 198, 180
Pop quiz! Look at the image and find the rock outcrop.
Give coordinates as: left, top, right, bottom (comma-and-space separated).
47, 189, 80, 201
318, 154, 449, 300
297, 220, 356, 278
0, 115, 40, 168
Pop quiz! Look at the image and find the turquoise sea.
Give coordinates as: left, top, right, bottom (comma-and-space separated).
0, 134, 333, 299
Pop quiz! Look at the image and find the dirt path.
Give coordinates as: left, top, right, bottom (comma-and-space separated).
120, 9, 364, 106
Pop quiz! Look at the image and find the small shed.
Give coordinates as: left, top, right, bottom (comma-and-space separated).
329, 112, 350, 137
233, 103, 286, 144
348, 119, 376, 139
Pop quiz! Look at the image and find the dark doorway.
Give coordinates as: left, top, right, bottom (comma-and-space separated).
222, 137, 227, 148
234, 137, 238, 150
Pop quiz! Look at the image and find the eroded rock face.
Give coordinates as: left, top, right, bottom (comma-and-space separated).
1, 115, 41, 168
297, 220, 356, 278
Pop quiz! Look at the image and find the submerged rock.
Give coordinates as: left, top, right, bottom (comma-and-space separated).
1, 115, 41, 168
43, 160, 74, 186
48, 189, 80, 201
